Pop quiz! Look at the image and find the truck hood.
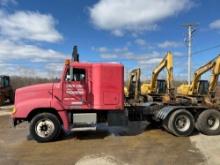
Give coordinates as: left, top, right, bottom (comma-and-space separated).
16, 83, 53, 93
15, 83, 54, 105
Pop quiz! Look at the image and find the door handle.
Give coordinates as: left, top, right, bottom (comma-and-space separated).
89, 81, 92, 94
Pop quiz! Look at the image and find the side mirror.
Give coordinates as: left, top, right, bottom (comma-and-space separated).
66, 75, 71, 81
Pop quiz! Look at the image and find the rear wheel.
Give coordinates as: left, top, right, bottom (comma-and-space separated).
30, 113, 61, 142
168, 109, 195, 136
196, 109, 220, 135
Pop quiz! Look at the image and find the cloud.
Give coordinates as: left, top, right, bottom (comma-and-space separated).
112, 30, 124, 37
99, 49, 163, 80
158, 40, 183, 48
100, 53, 118, 59
0, 0, 16, 6
138, 58, 162, 64
0, 40, 67, 78
99, 47, 161, 62
45, 62, 64, 78
0, 7, 65, 78
114, 46, 128, 53
209, 19, 220, 30
0, 10, 63, 42
173, 51, 185, 57
89, 0, 193, 36
0, 40, 66, 62
96, 45, 189, 80
92, 46, 108, 53
135, 38, 147, 46
92, 45, 129, 55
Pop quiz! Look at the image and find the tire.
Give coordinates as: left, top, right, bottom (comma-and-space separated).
57, 128, 67, 140
30, 113, 61, 143
196, 109, 220, 135
168, 109, 195, 136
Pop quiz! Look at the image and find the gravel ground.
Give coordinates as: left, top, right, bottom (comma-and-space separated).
190, 134, 220, 165
1, 105, 220, 165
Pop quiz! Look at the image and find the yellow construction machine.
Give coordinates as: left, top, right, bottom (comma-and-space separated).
141, 51, 175, 102
177, 55, 220, 104
124, 68, 141, 103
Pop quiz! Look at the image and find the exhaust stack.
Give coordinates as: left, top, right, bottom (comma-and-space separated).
72, 45, 79, 62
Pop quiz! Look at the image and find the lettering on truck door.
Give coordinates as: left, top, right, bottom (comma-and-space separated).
63, 67, 87, 109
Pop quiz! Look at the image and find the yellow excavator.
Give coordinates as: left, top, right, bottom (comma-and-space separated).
141, 51, 175, 102
177, 55, 220, 104
124, 68, 142, 103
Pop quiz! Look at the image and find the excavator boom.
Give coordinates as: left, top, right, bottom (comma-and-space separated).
124, 68, 141, 102
141, 51, 175, 102
177, 54, 220, 101
151, 51, 174, 92
208, 55, 220, 97
190, 55, 220, 96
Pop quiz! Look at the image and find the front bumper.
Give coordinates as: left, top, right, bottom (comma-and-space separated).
9, 116, 17, 127
10, 106, 18, 127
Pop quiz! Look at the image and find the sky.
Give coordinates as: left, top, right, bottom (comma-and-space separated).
0, 0, 220, 80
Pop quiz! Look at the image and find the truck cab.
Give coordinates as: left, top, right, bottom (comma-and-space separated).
12, 59, 124, 142
60, 60, 124, 110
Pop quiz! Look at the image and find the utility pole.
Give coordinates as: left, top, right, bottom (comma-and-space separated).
184, 24, 196, 85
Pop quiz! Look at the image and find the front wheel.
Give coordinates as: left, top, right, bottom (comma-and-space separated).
196, 109, 220, 135
30, 113, 61, 143
168, 109, 195, 136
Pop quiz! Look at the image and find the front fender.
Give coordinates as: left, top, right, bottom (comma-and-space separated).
14, 98, 70, 132
50, 99, 70, 131
14, 98, 51, 118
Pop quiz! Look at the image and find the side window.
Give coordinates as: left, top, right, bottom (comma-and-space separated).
72, 68, 85, 81
65, 68, 86, 82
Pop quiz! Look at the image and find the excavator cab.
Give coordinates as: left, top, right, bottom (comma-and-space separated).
0, 76, 10, 88
156, 79, 167, 94
198, 80, 209, 96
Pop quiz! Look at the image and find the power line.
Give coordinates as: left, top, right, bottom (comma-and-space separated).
192, 43, 220, 55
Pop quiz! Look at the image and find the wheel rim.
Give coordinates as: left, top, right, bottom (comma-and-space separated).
175, 115, 190, 132
35, 119, 55, 138
207, 116, 220, 130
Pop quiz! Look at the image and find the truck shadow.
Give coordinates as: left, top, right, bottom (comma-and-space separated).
62, 130, 110, 140
61, 121, 158, 141
61, 122, 201, 141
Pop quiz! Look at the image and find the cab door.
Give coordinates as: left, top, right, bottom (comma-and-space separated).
63, 67, 87, 109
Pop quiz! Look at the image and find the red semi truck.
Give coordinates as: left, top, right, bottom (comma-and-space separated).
11, 47, 220, 142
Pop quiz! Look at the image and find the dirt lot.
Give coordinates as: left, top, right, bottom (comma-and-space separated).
0, 106, 219, 165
